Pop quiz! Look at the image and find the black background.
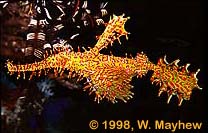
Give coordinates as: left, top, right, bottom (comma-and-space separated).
62, 0, 207, 132
1, 0, 207, 132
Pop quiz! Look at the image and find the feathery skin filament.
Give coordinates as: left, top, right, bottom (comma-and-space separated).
6, 14, 202, 105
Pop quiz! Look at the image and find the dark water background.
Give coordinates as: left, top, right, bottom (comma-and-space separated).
1, 0, 206, 132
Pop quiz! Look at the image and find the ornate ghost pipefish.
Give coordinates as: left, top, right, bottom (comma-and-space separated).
6, 14, 202, 106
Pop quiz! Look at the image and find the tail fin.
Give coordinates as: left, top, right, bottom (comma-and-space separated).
151, 56, 202, 106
